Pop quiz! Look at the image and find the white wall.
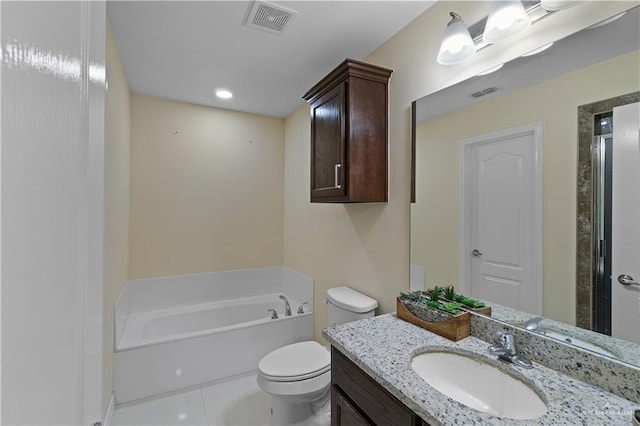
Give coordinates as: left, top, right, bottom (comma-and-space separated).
1, 1, 106, 424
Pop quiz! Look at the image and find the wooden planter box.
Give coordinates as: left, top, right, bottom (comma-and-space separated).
396, 297, 470, 341
441, 299, 491, 316
459, 304, 492, 316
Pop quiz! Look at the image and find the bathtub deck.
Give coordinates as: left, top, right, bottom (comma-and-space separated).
112, 372, 331, 426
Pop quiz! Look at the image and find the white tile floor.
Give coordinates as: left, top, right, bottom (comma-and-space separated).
111, 373, 331, 426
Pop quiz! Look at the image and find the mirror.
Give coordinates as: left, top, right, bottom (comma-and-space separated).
411, 6, 640, 367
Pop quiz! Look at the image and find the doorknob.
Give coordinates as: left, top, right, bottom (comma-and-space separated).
471, 249, 483, 257
617, 274, 640, 286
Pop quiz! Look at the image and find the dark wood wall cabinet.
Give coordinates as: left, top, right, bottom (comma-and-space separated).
331, 347, 430, 426
303, 59, 392, 203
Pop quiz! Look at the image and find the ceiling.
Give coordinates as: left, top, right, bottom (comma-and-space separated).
107, 1, 435, 118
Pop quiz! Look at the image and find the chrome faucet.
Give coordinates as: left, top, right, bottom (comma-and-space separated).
488, 331, 533, 369
297, 302, 309, 314
523, 316, 545, 333
279, 295, 292, 316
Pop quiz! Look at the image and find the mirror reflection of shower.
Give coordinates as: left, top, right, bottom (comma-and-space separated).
592, 112, 613, 335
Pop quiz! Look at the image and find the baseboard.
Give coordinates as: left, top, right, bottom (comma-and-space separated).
104, 392, 115, 426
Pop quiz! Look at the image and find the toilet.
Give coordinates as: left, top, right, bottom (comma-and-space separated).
257, 286, 378, 425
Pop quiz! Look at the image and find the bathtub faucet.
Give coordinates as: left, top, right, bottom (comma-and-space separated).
279, 295, 292, 316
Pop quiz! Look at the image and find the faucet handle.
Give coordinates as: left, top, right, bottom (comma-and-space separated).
297, 302, 309, 314
498, 331, 517, 353
523, 316, 544, 331
267, 309, 278, 319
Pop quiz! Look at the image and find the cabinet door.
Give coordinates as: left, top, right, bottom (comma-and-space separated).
332, 348, 419, 425
310, 82, 346, 201
332, 386, 373, 426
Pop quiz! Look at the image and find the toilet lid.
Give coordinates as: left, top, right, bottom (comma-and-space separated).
258, 341, 330, 381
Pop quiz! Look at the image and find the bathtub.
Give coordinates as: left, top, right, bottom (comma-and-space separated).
113, 267, 314, 403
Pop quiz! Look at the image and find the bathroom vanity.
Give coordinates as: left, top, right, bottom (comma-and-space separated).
324, 314, 639, 425
332, 347, 427, 426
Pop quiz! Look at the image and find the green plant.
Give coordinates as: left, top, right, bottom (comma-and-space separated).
427, 285, 444, 301
399, 289, 463, 315
453, 294, 466, 303
461, 297, 485, 308
439, 302, 462, 314
426, 300, 440, 310
443, 285, 457, 300
399, 290, 422, 302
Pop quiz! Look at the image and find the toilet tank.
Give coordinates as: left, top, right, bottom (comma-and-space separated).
326, 286, 378, 326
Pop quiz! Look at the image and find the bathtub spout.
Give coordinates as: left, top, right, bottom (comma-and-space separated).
279, 295, 292, 316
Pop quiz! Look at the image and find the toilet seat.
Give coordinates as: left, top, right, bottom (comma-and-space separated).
258, 341, 330, 382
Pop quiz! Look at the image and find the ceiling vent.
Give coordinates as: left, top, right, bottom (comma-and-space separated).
471, 87, 499, 98
244, 1, 297, 35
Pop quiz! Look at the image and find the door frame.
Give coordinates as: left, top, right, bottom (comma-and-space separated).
575, 92, 640, 329
458, 122, 543, 314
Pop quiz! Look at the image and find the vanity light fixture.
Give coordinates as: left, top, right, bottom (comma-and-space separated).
483, 0, 531, 43
215, 89, 233, 99
436, 12, 476, 65
540, 0, 584, 11
475, 63, 504, 76
521, 42, 554, 57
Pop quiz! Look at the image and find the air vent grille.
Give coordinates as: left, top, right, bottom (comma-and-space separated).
244, 1, 297, 35
471, 87, 499, 98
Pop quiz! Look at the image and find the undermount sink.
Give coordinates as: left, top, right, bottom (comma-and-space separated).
411, 351, 547, 420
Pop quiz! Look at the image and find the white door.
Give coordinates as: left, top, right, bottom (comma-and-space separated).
611, 102, 640, 343
460, 123, 543, 315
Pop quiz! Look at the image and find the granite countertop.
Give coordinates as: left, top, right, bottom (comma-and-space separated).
323, 313, 638, 426
486, 302, 640, 366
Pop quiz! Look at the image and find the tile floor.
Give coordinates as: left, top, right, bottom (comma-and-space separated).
112, 373, 330, 426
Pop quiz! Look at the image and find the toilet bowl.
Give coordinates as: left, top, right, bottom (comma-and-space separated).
257, 287, 378, 425
257, 341, 331, 425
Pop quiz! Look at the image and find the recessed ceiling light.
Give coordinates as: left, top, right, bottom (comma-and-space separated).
476, 63, 504, 76
521, 42, 554, 57
215, 89, 233, 99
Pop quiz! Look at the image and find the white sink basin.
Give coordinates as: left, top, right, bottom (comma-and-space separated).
411, 351, 547, 420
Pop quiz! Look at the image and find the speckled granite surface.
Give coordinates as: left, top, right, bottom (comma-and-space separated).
484, 302, 640, 367
323, 314, 639, 426
470, 312, 640, 404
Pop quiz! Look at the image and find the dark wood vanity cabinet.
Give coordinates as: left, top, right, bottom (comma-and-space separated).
331, 347, 429, 426
303, 59, 392, 203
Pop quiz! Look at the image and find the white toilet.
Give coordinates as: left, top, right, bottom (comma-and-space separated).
257, 286, 378, 425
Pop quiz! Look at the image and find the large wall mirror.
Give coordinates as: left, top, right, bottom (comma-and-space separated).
411, 5, 640, 367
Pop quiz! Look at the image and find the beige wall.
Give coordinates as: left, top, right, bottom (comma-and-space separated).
129, 95, 285, 278
283, 1, 634, 342
105, 21, 130, 416
412, 51, 639, 325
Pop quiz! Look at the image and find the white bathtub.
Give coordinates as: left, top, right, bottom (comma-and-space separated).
118, 293, 304, 350
113, 267, 314, 403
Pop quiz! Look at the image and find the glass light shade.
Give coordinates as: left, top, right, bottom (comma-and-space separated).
475, 63, 504, 76
483, 0, 531, 43
437, 13, 476, 65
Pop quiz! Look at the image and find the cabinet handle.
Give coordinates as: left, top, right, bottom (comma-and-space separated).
335, 164, 342, 188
